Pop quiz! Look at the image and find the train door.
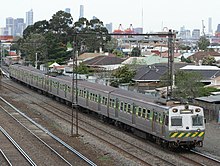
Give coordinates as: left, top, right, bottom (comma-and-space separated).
161, 112, 166, 136
115, 98, 119, 118
132, 104, 136, 124
98, 94, 101, 112
152, 111, 157, 133
86, 90, 89, 107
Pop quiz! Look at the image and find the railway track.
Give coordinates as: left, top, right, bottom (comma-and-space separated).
2, 78, 220, 165
0, 149, 12, 166
0, 126, 36, 166
0, 96, 97, 166
1, 78, 213, 165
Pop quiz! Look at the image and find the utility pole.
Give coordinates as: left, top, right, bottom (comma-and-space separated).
0, 44, 2, 90
71, 34, 79, 137
167, 29, 175, 100
35, 52, 38, 69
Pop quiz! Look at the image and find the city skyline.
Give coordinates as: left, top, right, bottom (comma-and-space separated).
0, 0, 220, 33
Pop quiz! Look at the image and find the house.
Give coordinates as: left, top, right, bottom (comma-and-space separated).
180, 65, 220, 85
83, 55, 125, 71
194, 95, 220, 122
49, 62, 65, 73
188, 51, 220, 64
122, 54, 180, 66
132, 63, 187, 88
4, 51, 21, 65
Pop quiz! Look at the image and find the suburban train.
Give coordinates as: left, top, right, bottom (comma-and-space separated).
9, 64, 205, 149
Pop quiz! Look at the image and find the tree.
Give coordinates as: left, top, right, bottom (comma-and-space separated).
131, 47, 141, 56
111, 65, 135, 84
105, 38, 118, 53
19, 33, 47, 66
73, 18, 111, 53
76, 63, 89, 74
198, 36, 210, 51
172, 70, 204, 99
202, 55, 216, 65
112, 49, 124, 57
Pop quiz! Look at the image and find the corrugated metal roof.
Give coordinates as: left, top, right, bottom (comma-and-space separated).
195, 95, 220, 103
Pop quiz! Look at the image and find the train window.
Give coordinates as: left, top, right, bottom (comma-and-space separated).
192, 115, 203, 126
127, 104, 131, 113
112, 99, 115, 108
109, 99, 112, 107
95, 94, 98, 102
165, 115, 169, 126
142, 109, 146, 118
158, 113, 161, 123
67, 86, 71, 93
133, 106, 137, 114
138, 107, 142, 117
92, 93, 95, 101
171, 117, 182, 126
102, 97, 105, 104
124, 103, 127, 112
120, 102, 124, 111
104, 98, 107, 105
154, 112, 158, 122
82, 91, 85, 98
147, 110, 151, 119
110, 99, 115, 108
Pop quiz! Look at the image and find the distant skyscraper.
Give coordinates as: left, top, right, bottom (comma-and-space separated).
26, 9, 33, 27
208, 17, 213, 35
14, 18, 25, 36
106, 23, 113, 33
79, 5, 84, 18
92, 16, 98, 20
216, 24, 220, 33
6, 17, 14, 35
192, 29, 200, 40
65, 8, 71, 14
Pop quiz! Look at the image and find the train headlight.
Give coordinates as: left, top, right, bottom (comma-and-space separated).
172, 108, 178, 113
195, 108, 201, 112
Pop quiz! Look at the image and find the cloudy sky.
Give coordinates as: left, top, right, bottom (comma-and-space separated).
0, 0, 219, 33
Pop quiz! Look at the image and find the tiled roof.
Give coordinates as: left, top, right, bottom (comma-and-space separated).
78, 53, 102, 60
182, 69, 220, 80
189, 51, 220, 62
133, 63, 187, 81
83, 55, 125, 66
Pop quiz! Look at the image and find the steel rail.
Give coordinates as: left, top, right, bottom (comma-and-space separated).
191, 149, 220, 164
0, 149, 12, 166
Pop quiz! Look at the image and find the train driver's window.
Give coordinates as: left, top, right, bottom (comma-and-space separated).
147, 110, 151, 119
171, 117, 182, 126
138, 107, 142, 117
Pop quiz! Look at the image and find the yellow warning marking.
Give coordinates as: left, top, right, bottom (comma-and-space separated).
171, 132, 178, 138
185, 133, 191, 137
191, 132, 198, 137
178, 133, 185, 138
198, 132, 204, 137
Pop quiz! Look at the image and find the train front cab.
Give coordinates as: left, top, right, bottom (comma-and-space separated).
167, 105, 205, 148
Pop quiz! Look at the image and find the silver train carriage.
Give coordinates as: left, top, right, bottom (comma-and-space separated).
9, 65, 205, 148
